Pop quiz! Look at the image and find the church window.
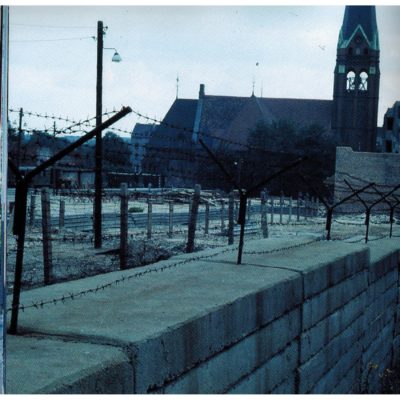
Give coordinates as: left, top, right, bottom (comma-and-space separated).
369, 66, 376, 75
346, 71, 356, 91
348, 47, 353, 55
364, 48, 369, 55
338, 65, 345, 73
356, 48, 361, 55
359, 71, 368, 91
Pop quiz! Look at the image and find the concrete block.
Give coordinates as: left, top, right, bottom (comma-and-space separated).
302, 270, 367, 330
226, 341, 298, 394
6, 335, 133, 394
133, 276, 303, 393
309, 342, 362, 394
392, 335, 400, 366
209, 241, 370, 300
361, 321, 394, 387
270, 375, 296, 394
298, 313, 364, 393
152, 309, 300, 394
367, 241, 399, 284
331, 363, 361, 394
301, 291, 366, 363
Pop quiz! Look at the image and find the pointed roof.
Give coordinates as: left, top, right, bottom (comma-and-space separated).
338, 6, 379, 50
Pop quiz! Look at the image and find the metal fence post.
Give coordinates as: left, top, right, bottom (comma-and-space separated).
41, 188, 53, 285
186, 184, 201, 253
147, 198, 152, 239
120, 183, 128, 270
59, 199, 65, 231
220, 199, 225, 234
261, 190, 269, 238
228, 191, 234, 245
270, 196, 274, 224
204, 202, 209, 235
304, 193, 308, 221
297, 191, 302, 222
168, 202, 174, 238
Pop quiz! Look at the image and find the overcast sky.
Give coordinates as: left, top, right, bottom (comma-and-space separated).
8, 5, 400, 136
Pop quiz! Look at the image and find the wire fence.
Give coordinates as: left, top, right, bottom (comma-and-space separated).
6, 105, 400, 334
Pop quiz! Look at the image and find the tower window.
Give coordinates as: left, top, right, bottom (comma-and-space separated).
346, 71, 356, 91
359, 71, 368, 91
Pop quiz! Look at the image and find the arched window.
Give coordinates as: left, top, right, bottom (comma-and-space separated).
348, 47, 353, 55
363, 48, 369, 55
359, 71, 368, 91
346, 71, 356, 91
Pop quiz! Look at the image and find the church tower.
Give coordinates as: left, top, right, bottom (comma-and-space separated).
332, 6, 380, 152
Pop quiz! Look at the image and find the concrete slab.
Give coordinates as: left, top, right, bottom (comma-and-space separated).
7, 239, 303, 393
6, 335, 133, 394
201, 240, 369, 299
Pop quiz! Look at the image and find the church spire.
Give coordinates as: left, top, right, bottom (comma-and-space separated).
338, 6, 379, 50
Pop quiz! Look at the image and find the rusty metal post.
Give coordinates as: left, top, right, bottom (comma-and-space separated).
120, 183, 128, 270
186, 184, 201, 253
41, 188, 53, 285
261, 190, 268, 238
228, 191, 234, 245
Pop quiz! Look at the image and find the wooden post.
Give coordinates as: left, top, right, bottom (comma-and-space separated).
29, 193, 36, 228
270, 197, 274, 224
41, 188, 53, 285
220, 200, 225, 234
186, 184, 201, 253
59, 199, 65, 230
204, 202, 210, 235
120, 183, 128, 270
289, 196, 293, 223
279, 191, 284, 224
234, 200, 239, 221
297, 191, 302, 221
168, 202, 174, 238
147, 198, 152, 239
304, 193, 309, 221
261, 190, 269, 238
247, 198, 252, 223
316, 198, 320, 217
228, 191, 234, 245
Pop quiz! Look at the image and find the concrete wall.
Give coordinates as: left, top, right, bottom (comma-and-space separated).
150, 241, 400, 394
6, 238, 400, 394
334, 146, 400, 212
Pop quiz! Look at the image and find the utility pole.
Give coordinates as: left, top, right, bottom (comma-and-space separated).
94, 20, 104, 248
16, 107, 23, 170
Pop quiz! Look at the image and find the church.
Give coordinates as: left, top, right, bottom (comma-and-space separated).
140, 6, 382, 186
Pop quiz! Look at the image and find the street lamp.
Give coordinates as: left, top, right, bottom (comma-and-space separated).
94, 20, 121, 249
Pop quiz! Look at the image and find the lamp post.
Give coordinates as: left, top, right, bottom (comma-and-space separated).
94, 20, 121, 249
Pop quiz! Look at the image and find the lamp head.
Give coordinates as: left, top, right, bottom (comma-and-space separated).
112, 51, 122, 62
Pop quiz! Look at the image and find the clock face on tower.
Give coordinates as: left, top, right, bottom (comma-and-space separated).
355, 35, 362, 44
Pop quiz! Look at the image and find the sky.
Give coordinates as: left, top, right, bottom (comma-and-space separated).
8, 4, 400, 137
